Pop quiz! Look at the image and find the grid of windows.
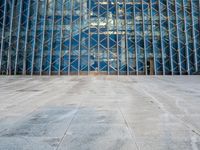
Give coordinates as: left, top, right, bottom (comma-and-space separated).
0, 0, 200, 75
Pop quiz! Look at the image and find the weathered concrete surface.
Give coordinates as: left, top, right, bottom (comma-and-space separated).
0, 76, 200, 150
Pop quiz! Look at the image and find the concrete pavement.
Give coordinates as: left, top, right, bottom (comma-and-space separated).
0, 76, 200, 150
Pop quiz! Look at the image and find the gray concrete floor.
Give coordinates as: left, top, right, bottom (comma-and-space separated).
0, 76, 200, 150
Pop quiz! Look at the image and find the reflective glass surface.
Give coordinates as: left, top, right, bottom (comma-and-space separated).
0, 0, 200, 75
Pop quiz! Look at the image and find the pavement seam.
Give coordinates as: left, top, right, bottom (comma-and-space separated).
54, 104, 81, 150
55, 80, 85, 150
113, 81, 140, 150
117, 103, 140, 150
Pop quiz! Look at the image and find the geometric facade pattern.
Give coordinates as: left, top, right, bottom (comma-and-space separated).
0, 0, 200, 75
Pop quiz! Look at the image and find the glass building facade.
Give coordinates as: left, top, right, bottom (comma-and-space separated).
0, 0, 200, 75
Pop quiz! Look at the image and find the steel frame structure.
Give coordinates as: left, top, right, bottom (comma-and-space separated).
0, 0, 200, 75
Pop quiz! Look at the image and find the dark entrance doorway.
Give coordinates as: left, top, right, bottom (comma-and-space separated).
147, 57, 154, 75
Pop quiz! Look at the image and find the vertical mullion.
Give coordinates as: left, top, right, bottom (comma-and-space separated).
70, 1, 80, 74
6, 0, 15, 75
183, 0, 191, 75
191, 0, 199, 72
47, 0, 56, 75
144, 0, 154, 75
142, 0, 147, 75
60, 1, 70, 74
31, 0, 47, 75
106, 0, 109, 75
175, 0, 183, 75
116, 1, 119, 75
158, 0, 166, 75
127, 1, 136, 75
80, 0, 88, 74
0, 0, 7, 73
159, 0, 171, 74
41, 0, 54, 75
152, 1, 163, 75
68, 0, 73, 75
32, 0, 47, 75
51, 0, 63, 75
97, 1, 100, 72
40, 0, 48, 75
124, 0, 129, 75
9, 1, 19, 74
133, 2, 138, 75
166, 0, 174, 75
199, 0, 200, 71
58, 0, 65, 75
185, 0, 196, 74
135, 2, 145, 75
150, 0, 157, 75
117, 1, 127, 75
31, 0, 39, 75
22, 0, 31, 75
190, 0, 197, 72
88, 0, 91, 74
16, 0, 31, 74
14, 0, 23, 75
78, 0, 82, 75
